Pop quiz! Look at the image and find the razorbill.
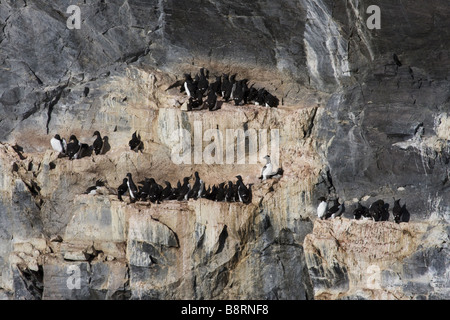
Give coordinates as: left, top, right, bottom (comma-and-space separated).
215, 182, 226, 202
183, 73, 196, 98
369, 199, 385, 221
393, 198, 403, 223
129, 131, 143, 152
138, 178, 151, 201
148, 178, 162, 203
126, 173, 139, 202
188, 171, 202, 200
205, 89, 218, 111
210, 75, 222, 96
50, 134, 67, 156
67, 135, 82, 160
84, 179, 105, 195
236, 175, 251, 204
92, 131, 103, 155
161, 181, 174, 200
197, 68, 209, 96
259, 155, 273, 180
225, 181, 235, 202
177, 176, 191, 201
117, 178, 128, 201
317, 197, 328, 220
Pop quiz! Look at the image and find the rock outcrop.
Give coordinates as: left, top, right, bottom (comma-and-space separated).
0, 0, 448, 300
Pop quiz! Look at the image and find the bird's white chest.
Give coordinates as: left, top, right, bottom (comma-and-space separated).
317, 201, 328, 218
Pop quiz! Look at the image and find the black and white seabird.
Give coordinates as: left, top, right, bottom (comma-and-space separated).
317, 197, 328, 220
187, 171, 203, 200
369, 199, 385, 221
126, 173, 139, 202
221, 74, 232, 101
92, 131, 103, 155
327, 199, 345, 219
236, 175, 251, 204
148, 178, 162, 203
197, 68, 209, 96
264, 92, 279, 108
210, 75, 222, 96
84, 179, 106, 195
259, 155, 273, 181
225, 181, 235, 202
177, 176, 191, 201
129, 131, 143, 152
67, 135, 82, 160
161, 181, 175, 200
183, 73, 196, 98
138, 178, 151, 201
117, 178, 128, 202
187, 91, 203, 111
215, 182, 226, 202
205, 89, 218, 111
50, 134, 67, 157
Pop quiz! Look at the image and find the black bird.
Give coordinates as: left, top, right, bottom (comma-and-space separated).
369, 199, 385, 221
197, 68, 209, 96
138, 178, 151, 201
148, 178, 162, 203
393, 198, 402, 223
264, 92, 279, 108
393, 53, 402, 67
215, 182, 226, 202
255, 88, 267, 106
206, 184, 218, 201
92, 131, 103, 155
183, 73, 196, 98
129, 131, 143, 152
126, 173, 139, 202
187, 91, 203, 111
233, 79, 246, 106
188, 171, 202, 200
205, 89, 218, 111
221, 74, 232, 101
326, 199, 341, 219
84, 179, 106, 195
117, 178, 128, 202
67, 135, 82, 160
177, 176, 191, 201
161, 181, 174, 200
229, 74, 237, 100
353, 202, 370, 220
236, 175, 251, 204
210, 75, 222, 96
225, 181, 235, 202
246, 85, 258, 104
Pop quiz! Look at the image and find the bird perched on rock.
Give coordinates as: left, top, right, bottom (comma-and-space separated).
117, 178, 128, 202
66, 135, 82, 160
369, 199, 385, 221
129, 131, 143, 152
177, 176, 191, 201
84, 179, 106, 195
126, 173, 139, 203
148, 178, 162, 203
317, 197, 328, 220
353, 202, 370, 220
259, 155, 273, 181
327, 199, 345, 219
50, 134, 67, 157
236, 175, 252, 204
92, 131, 103, 155
161, 181, 176, 200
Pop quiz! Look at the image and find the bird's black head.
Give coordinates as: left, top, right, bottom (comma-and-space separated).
93, 131, 100, 137
54, 134, 61, 140
69, 135, 77, 141
235, 175, 243, 181
126, 173, 132, 178
318, 197, 327, 202
123, 178, 128, 183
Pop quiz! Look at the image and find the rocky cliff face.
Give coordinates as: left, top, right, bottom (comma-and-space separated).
0, 0, 448, 300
